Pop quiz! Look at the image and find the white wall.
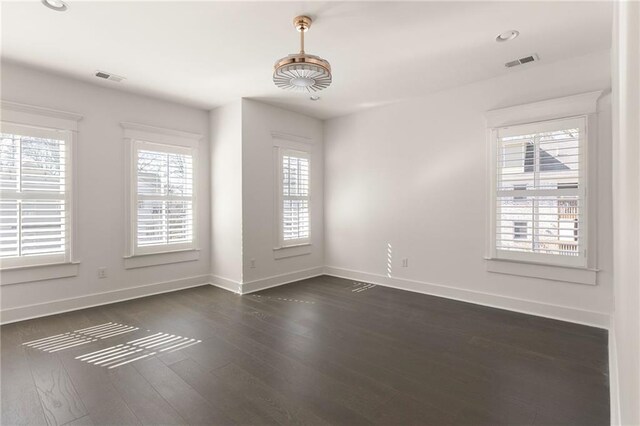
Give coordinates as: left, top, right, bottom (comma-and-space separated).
324, 50, 613, 327
611, 1, 640, 424
0, 62, 211, 322
240, 99, 324, 291
209, 101, 243, 288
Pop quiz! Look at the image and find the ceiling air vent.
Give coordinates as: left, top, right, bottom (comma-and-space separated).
95, 70, 125, 82
505, 54, 540, 68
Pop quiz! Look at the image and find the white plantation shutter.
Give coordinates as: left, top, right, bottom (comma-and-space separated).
280, 149, 310, 245
0, 124, 70, 267
134, 142, 194, 254
494, 116, 586, 266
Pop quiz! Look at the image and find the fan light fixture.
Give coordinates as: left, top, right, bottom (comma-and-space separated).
273, 16, 332, 92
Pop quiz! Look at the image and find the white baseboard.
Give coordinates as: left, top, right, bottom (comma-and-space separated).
240, 266, 324, 294
609, 320, 621, 426
324, 266, 610, 329
1, 265, 610, 331
0, 274, 210, 325
209, 274, 242, 294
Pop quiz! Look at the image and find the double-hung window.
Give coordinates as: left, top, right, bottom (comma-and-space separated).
132, 140, 195, 255
0, 123, 72, 268
492, 116, 587, 267
278, 149, 310, 247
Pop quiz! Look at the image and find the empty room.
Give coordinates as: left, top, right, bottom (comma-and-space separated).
1, 1, 639, 425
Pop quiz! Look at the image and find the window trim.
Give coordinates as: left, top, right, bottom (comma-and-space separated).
490, 115, 588, 268
122, 123, 201, 260
485, 91, 601, 277
0, 101, 81, 275
132, 140, 195, 256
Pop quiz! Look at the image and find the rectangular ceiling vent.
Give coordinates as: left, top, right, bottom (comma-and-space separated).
505, 54, 540, 68
95, 70, 125, 82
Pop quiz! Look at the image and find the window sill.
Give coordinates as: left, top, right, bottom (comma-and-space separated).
124, 249, 200, 269
0, 262, 80, 285
273, 244, 312, 260
485, 257, 598, 285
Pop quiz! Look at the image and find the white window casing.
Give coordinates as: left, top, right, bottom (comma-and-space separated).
485, 91, 601, 283
493, 116, 587, 267
0, 101, 81, 276
122, 123, 201, 261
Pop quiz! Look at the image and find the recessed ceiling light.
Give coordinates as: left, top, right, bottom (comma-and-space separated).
310, 96, 320, 101
496, 30, 519, 42
41, 0, 68, 11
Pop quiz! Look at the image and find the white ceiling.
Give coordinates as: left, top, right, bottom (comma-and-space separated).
1, 1, 612, 119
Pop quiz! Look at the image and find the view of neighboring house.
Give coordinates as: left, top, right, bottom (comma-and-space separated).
497, 126, 581, 257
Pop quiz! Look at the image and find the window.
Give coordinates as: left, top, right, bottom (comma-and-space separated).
0, 123, 71, 268
278, 149, 310, 247
132, 141, 195, 255
493, 116, 586, 267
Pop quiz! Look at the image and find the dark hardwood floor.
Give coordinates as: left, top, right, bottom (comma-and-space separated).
1, 275, 609, 425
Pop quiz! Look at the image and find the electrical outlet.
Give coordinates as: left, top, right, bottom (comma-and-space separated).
402, 258, 409, 267
250, 258, 256, 269
97, 267, 107, 279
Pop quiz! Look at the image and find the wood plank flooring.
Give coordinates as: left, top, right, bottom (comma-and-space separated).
1, 275, 609, 425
